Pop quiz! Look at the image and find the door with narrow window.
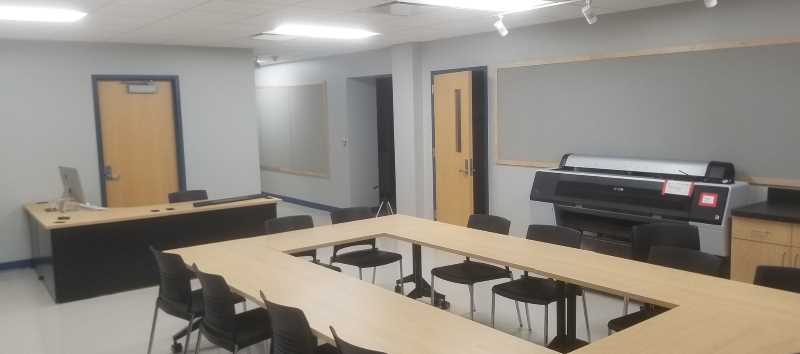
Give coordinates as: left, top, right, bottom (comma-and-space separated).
433, 71, 474, 226
95, 79, 181, 207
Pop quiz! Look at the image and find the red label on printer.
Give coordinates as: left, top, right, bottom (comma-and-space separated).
698, 193, 718, 208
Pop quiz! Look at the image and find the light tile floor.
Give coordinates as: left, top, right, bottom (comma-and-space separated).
0, 203, 637, 354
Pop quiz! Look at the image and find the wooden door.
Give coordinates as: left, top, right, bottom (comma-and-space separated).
434, 71, 474, 226
97, 80, 180, 207
730, 238, 791, 282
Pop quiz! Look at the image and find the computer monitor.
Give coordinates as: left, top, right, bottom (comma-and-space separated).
59, 166, 86, 205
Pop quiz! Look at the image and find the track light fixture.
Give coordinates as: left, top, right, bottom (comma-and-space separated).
582, 0, 598, 24
703, 0, 718, 8
494, 14, 509, 37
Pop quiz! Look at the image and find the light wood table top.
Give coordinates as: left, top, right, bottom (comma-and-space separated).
171, 215, 800, 354
25, 197, 280, 230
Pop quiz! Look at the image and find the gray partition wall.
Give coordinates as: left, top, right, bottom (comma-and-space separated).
497, 43, 800, 180
257, 82, 329, 177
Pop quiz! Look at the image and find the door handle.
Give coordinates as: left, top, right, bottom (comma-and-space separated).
104, 165, 120, 181
458, 159, 469, 176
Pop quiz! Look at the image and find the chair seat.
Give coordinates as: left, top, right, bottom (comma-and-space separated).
492, 276, 561, 305
432, 261, 510, 285
233, 308, 273, 349
159, 289, 245, 320
333, 249, 402, 268
316, 343, 340, 354
607, 306, 667, 333
203, 308, 272, 350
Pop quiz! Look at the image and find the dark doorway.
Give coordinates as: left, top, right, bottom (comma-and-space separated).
376, 77, 396, 213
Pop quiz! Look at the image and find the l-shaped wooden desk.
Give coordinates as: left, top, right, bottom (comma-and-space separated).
171, 214, 800, 354
26, 197, 279, 303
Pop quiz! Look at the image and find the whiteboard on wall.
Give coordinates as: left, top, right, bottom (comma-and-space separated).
256, 82, 329, 178
496, 42, 800, 184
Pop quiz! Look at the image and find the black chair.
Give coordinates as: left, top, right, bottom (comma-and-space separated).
430, 214, 513, 320
259, 291, 339, 354
169, 190, 208, 203
623, 223, 701, 314
147, 247, 245, 354
754, 266, 800, 293
330, 326, 387, 354
193, 266, 272, 354
607, 246, 722, 334
490, 225, 591, 342
329, 207, 403, 288
265, 215, 342, 272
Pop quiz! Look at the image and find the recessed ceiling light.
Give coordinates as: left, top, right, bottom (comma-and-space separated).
402, 0, 560, 14
0, 5, 86, 23
267, 24, 379, 40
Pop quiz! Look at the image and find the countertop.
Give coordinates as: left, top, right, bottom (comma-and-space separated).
732, 201, 800, 223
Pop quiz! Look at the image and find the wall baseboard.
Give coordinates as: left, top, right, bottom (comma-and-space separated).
0, 258, 33, 271
264, 192, 339, 212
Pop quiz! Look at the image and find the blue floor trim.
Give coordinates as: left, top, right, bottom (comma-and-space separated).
264, 192, 338, 212
0, 258, 33, 271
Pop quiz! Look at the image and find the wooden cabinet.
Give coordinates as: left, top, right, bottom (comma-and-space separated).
730, 216, 800, 282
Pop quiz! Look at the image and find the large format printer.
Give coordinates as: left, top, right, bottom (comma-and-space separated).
531, 154, 749, 257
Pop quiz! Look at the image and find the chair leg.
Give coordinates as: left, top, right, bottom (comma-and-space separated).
182, 315, 194, 354
514, 301, 523, 328
468, 284, 475, 320
430, 273, 436, 306
544, 304, 549, 344
372, 267, 377, 284
398, 260, 405, 294
491, 292, 496, 328
359, 268, 363, 281
524, 303, 532, 331
194, 332, 202, 354
147, 300, 159, 354
582, 292, 592, 342
623, 296, 629, 315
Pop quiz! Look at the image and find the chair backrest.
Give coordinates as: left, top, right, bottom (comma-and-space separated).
754, 266, 800, 293
260, 291, 317, 354
150, 246, 193, 308
265, 215, 315, 235
467, 214, 511, 235
330, 326, 387, 354
631, 223, 700, 262
648, 246, 722, 277
193, 266, 237, 334
526, 225, 582, 248
331, 207, 376, 254
168, 190, 208, 203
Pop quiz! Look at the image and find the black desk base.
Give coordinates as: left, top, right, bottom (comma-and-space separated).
396, 244, 448, 308
547, 282, 589, 353
29, 203, 276, 303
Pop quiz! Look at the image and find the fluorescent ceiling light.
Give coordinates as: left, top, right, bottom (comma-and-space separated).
403, 0, 558, 13
267, 24, 379, 39
0, 6, 86, 23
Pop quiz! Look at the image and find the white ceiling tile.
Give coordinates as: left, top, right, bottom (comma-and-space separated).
294, 0, 387, 11
0, 0, 707, 62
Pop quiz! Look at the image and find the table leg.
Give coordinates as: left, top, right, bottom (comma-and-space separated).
547, 281, 588, 353
396, 244, 447, 307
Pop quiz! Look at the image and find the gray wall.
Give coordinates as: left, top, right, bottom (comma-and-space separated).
256, 0, 796, 235
255, 48, 392, 207
417, 0, 799, 235
0, 40, 261, 264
